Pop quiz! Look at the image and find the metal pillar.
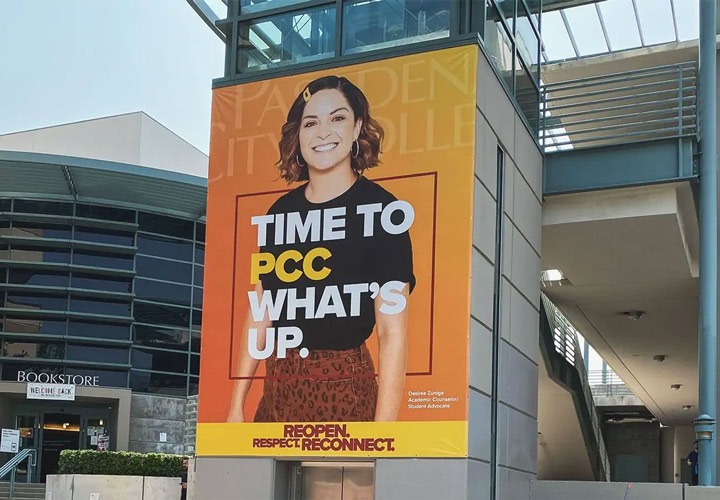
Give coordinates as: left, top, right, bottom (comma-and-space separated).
696, 0, 718, 487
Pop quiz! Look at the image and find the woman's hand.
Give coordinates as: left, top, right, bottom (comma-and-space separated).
373, 283, 410, 421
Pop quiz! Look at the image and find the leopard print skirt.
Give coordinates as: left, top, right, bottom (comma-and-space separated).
253, 343, 378, 422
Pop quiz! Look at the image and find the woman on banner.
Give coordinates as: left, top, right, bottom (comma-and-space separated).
227, 75, 415, 423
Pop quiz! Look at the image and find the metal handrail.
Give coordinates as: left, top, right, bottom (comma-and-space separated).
541, 62, 698, 152
541, 294, 611, 480
587, 370, 635, 398
0, 448, 37, 498
543, 61, 696, 90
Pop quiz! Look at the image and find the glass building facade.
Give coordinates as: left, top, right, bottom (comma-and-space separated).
0, 198, 205, 397
218, 0, 541, 133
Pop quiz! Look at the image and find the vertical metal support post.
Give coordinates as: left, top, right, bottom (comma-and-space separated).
697, 0, 718, 487
678, 65, 684, 176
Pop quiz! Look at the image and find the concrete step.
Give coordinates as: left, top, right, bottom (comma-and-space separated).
0, 482, 46, 499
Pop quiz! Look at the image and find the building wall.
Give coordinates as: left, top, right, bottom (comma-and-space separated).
604, 422, 660, 482
472, 43, 542, 500
0, 112, 208, 177
370, 44, 543, 500
129, 394, 187, 454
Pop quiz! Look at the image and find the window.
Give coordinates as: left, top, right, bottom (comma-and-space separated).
66, 367, 128, 388
130, 370, 187, 396
137, 234, 193, 261
8, 246, 70, 264
9, 270, 69, 287
343, 0, 450, 54
0, 199, 10, 212
515, 54, 539, 132
71, 274, 132, 293
192, 287, 203, 309
189, 376, 199, 396
69, 297, 131, 317
76, 204, 136, 223
240, 0, 306, 14
496, 0, 516, 25
134, 324, 190, 351
2, 341, 65, 359
68, 320, 130, 340
73, 251, 133, 270
190, 354, 200, 376
136, 256, 192, 283
516, 1, 539, 80
484, 0, 515, 92
132, 347, 189, 374
138, 212, 194, 240
134, 302, 190, 328
66, 344, 129, 364
12, 223, 71, 239
194, 265, 204, 287
4, 316, 67, 335
239, 5, 336, 72
74, 226, 135, 246
5, 293, 67, 311
191, 309, 203, 330
195, 223, 206, 243
191, 330, 201, 353
195, 244, 205, 265
1, 363, 62, 382
135, 279, 191, 307
13, 199, 73, 216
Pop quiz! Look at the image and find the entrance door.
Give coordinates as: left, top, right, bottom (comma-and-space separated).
14, 413, 40, 482
81, 415, 110, 451
292, 463, 374, 500
40, 413, 81, 481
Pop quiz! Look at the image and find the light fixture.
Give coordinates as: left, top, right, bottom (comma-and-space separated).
623, 310, 646, 321
541, 269, 572, 288
683, 405, 694, 410
671, 384, 682, 390
541, 269, 565, 282
653, 354, 667, 362
99, 420, 104, 426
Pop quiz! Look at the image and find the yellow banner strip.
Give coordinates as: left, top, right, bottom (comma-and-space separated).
197, 421, 467, 458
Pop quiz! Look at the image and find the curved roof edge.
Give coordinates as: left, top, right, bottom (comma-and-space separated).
0, 150, 208, 220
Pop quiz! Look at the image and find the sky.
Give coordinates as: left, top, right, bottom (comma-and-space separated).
0, 0, 701, 155
0, 0, 224, 155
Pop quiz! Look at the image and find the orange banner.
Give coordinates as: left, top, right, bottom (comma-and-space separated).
199, 45, 478, 457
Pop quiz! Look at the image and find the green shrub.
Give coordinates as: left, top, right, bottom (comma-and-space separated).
58, 450, 185, 477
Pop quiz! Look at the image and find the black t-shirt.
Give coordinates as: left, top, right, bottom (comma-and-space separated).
259, 176, 415, 350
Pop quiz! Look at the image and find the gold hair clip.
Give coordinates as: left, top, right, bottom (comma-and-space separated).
302, 87, 312, 102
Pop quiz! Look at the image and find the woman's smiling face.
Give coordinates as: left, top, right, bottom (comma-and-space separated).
299, 89, 362, 173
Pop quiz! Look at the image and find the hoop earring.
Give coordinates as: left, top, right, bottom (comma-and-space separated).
296, 155, 306, 167
352, 140, 360, 159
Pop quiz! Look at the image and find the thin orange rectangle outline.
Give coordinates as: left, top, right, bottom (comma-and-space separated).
227, 171, 438, 380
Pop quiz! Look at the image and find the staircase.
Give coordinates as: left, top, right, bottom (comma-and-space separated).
0, 482, 45, 500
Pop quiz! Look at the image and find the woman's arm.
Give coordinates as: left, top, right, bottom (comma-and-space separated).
227, 282, 272, 422
373, 284, 410, 421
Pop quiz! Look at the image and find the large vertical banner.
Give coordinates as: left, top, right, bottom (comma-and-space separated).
198, 45, 478, 458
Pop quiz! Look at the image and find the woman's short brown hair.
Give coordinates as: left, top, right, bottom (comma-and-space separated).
277, 76, 384, 183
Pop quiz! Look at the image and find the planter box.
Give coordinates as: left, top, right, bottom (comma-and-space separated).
46, 474, 181, 500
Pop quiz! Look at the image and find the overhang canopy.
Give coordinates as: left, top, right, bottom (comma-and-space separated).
0, 150, 207, 220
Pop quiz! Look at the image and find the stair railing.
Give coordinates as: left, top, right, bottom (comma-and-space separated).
0, 448, 37, 498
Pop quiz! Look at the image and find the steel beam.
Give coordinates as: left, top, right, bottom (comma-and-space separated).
696, 0, 718, 487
